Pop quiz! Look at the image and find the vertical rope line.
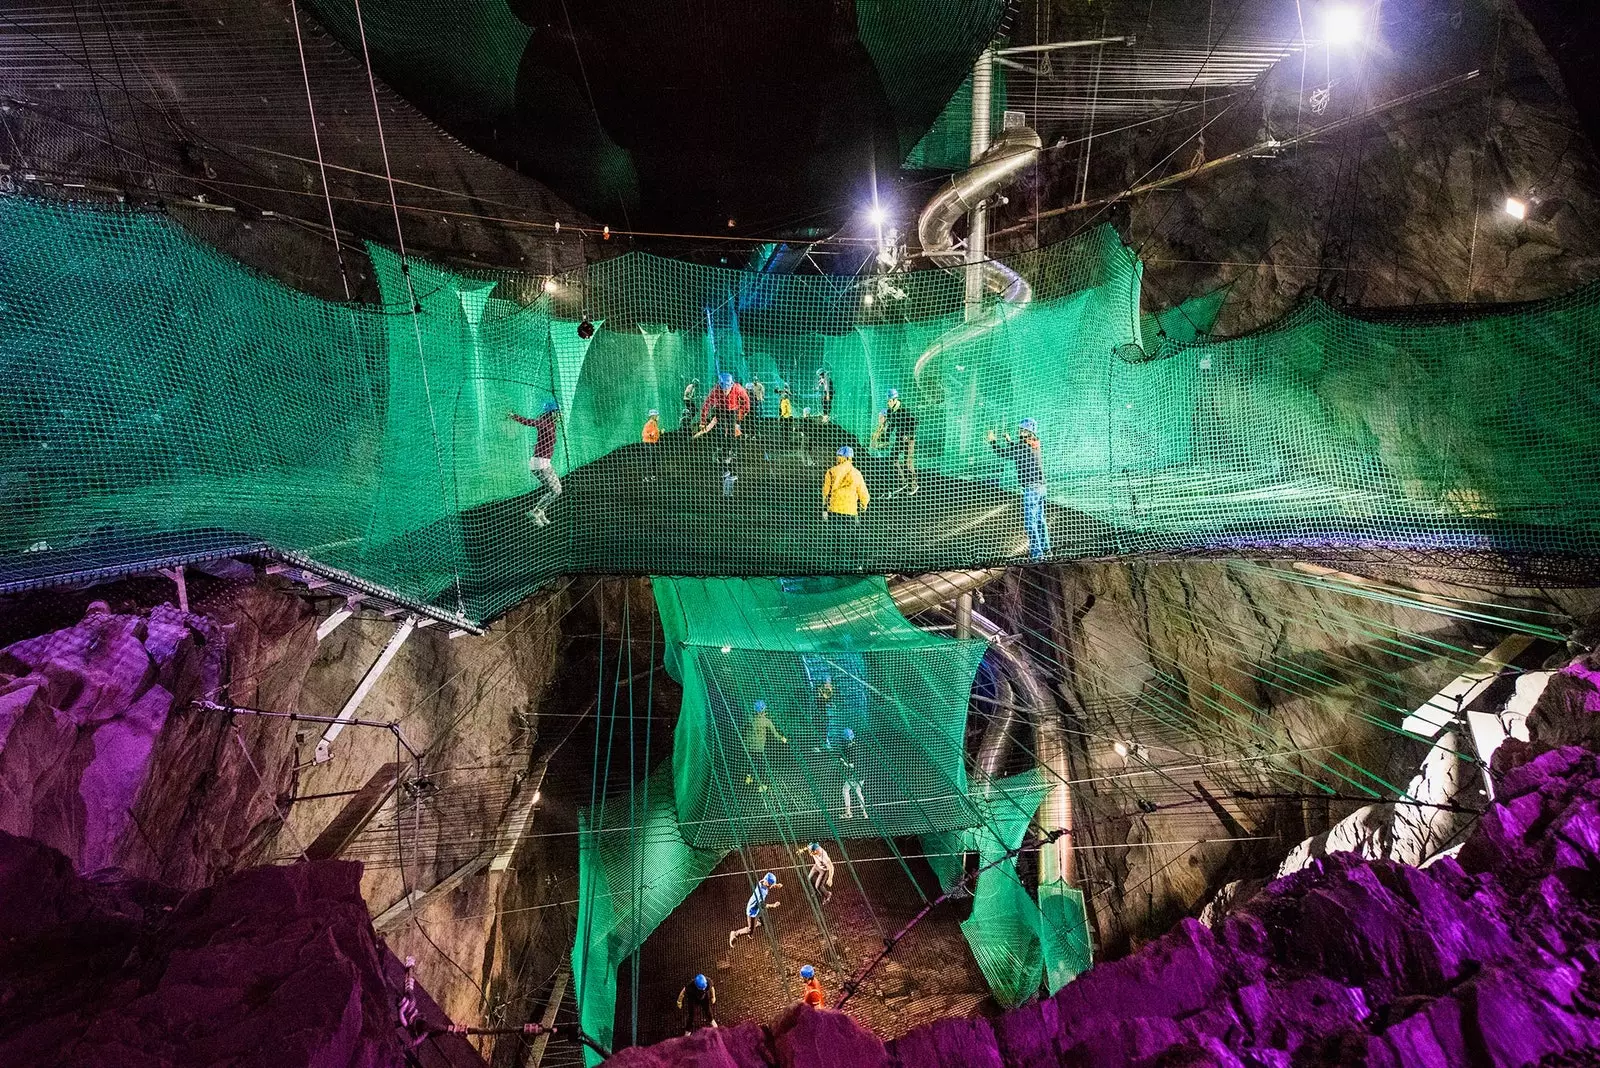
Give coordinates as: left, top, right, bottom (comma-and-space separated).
287, 0, 351, 299
349, 0, 467, 615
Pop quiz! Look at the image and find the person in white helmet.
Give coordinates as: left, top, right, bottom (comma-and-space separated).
729, 871, 782, 946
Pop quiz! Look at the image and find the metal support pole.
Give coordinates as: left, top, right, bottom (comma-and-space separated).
954, 592, 973, 640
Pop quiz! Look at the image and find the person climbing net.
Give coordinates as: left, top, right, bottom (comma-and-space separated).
508, 400, 562, 526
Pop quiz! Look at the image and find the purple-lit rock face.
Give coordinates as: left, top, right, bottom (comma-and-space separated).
608, 742, 1600, 1068
0, 589, 316, 888
0, 604, 219, 872
0, 830, 484, 1068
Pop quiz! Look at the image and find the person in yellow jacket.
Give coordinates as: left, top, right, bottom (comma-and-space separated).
822, 445, 869, 557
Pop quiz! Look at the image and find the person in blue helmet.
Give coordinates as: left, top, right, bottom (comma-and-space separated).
835, 727, 867, 819
796, 841, 835, 902
676, 972, 717, 1033
743, 698, 787, 792
699, 371, 751, 466
989, 417, 1051, 560
822, 445, 870, 558
508, 399, 562, 526
800, 964, 826, 1007
729, 871, 782, 946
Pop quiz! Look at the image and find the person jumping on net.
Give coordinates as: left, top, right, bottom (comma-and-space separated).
676, 973, 718, 1034
822, 446, 869, 558
509, 400, 562, 526
989, 417, 1051, 560
872, 389, 918, 496
836, 727, 867, 819
799, 965, 826, 1008
701, 372, 751, 464
728, 872, 781, 946
641, 408, 661, 483
797, 841, 835, 903
744, 698, 787, 791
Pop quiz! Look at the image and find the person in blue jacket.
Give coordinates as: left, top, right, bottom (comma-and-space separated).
728, 871, 782, 946
989, 418, 1051, 560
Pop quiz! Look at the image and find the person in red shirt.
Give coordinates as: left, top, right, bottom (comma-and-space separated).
508, 399, 562, 526
799, 965, 825, 1008
699, 372, 751, 464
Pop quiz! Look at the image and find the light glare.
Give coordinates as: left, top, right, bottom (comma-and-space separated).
866, 205, 888, 228
1322, 4, 1365, 47
1504, 196, 1528, 220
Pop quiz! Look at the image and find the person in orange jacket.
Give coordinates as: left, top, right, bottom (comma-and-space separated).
799, 965, 825, 1008
822, 445, 869, 558
641, 408, 661, 483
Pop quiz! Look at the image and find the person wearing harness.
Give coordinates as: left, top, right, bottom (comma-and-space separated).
509, 400, 562, 526
989, 417, 1050, 560
729, 872, 782, 946
797, 841, 835, 902
676, 973, 717, 1033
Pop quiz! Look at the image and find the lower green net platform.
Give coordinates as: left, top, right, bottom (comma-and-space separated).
656, 576, 989, 849
4, 193, 1600, 626
572, 577, 1090, 1061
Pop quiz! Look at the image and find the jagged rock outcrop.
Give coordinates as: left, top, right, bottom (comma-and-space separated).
0, 585, 316, 887
604, 736, 1600, 1067
0, 830, 483, 1068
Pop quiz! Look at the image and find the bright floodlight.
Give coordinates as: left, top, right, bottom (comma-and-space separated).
542, 277, 559, 293
866, 205, 889, 228
1322, 4, 1365, 47
1504, 196, 1529, 220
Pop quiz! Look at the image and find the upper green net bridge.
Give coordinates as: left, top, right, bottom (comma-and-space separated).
3, 193, 1599, 626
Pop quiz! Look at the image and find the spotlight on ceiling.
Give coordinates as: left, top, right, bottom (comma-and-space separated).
1321, 4, 1366, 47
866, 205, 889, 229
1503, 196, 1529, 221
543, 277, 559, 294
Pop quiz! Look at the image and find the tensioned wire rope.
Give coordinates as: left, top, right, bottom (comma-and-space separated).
999, 562, 1551, 792
999, 569, 1411, 797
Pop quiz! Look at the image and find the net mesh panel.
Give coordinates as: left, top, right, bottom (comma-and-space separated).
573, 764, 726, 1066
921, 771, 1091, 1007
6, 192, 1600, 622
904, 65, 1008, 171
654, 576, 989, 850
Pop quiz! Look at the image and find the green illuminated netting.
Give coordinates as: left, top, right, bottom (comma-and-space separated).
923, 770, 1092, 1006
655, 576, 989, 850
574, 764, 725, 1066
904, 65, 1008, 171
5, 193, 1600, 625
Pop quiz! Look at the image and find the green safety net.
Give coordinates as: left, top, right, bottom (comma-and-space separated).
5, 192, 1600, 626
921, 770, 1091, 1007
654, 576, 990, 850
574, 764, 727, 1066
904, 65, 1008, 172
